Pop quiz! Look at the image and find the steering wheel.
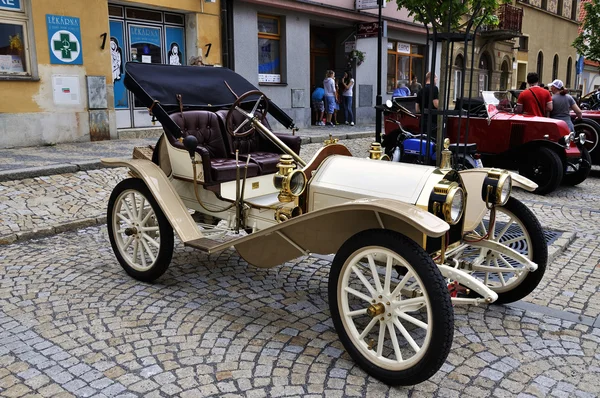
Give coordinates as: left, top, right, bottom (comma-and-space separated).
226, 90, 269, 138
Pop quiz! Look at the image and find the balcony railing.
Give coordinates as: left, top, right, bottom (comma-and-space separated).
480, 4, 523, 39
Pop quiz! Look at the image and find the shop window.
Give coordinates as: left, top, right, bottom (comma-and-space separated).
126, 8, 162, 22
552, 54, 559, 80
386, 40, 424, 93
0, 1, 32, 77
258, 14, 282, 83
566, 57, 572, 88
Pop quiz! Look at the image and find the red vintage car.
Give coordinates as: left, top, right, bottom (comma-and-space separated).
510, 89, 600, 164
386, 91, 590, 195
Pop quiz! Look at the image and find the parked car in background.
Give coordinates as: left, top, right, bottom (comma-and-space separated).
390, 92, 590, 195
510, 89, 600, 165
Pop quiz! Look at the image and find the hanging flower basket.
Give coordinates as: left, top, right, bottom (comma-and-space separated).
348, 49, 366, 66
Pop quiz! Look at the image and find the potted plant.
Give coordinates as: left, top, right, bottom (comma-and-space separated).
348, 49, 366, 66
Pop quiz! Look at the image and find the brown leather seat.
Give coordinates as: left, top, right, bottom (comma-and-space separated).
168, 111, 259, 184
216, 110, 301, 175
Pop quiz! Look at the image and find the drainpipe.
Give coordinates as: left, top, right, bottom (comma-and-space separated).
221, 0, 235, 69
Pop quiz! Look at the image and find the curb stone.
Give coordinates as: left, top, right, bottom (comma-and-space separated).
0, 216, 107, 246
0, 133, 373, 182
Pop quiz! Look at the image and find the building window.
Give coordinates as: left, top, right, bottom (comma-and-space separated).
386, 41, 424, 93
518, 36, 529, 52
552, 54, 559, 80
566, 57, 572, 87
537, 51, 544, 82
453, 54, 464, 101
258, 14, 281, 83
479, 52, 492, 92
0, 1, 32, 76
571, 0, 578, 20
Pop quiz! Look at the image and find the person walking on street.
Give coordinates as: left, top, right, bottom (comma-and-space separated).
409, 74, 422, 96
323, 70, 336, 127
549, 79, 582, 131
311, 85, 325, 126
341, 71, 355, 126
516, 72, 553, 117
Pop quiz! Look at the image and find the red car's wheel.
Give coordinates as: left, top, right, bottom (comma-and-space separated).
563, 147, 591, 186
518, 147, 563, 195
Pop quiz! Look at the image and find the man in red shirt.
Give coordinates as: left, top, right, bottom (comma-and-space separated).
516, 72, 553, 117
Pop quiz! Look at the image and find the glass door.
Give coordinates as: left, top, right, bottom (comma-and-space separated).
128, 23, 163, 127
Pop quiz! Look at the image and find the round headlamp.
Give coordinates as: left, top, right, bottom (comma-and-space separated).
481, 169, 512, 206
273, 155, 307, 203
579, 132, 586, 145
429, 180, 465, 225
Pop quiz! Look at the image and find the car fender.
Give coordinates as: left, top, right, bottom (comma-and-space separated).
459, 168, 537, 232
203, 198, 450, 268
101, 158, 204, 243
514, 139, 573, 159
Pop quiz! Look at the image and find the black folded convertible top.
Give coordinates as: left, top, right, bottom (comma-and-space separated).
123, 62, 295, 138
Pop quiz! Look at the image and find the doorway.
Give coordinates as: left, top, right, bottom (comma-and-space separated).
109, 4, 186, 129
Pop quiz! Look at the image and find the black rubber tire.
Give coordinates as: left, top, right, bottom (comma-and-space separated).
562, 146, 591, 186
107, 178, 174, 282
329, 229, 454, 386
473, 198, 548, 304
518, 147, 563, 195
574, 118, 600, 158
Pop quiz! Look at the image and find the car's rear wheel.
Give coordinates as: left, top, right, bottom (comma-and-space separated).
518, 147, 563, 195
107, 178, 174, 282
562, 146, 591, 186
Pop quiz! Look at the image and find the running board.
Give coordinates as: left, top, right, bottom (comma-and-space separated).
184, 238, 233, 254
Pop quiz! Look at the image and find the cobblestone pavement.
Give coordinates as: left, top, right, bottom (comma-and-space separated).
0, 138, 374, 244
1, 227, 599, 397
3, 140, 600, 396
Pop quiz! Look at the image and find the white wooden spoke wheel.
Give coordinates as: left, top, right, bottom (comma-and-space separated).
457, 197, 547, 303
329, 230, 453, 386
107, 179, 174, 282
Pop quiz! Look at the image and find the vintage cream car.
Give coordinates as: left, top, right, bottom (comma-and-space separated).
102, 63, 548, 386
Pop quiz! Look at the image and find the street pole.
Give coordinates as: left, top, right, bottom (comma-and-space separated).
375, 0, 383, 143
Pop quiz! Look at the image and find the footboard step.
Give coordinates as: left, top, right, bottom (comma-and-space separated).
185, 238, 228, 254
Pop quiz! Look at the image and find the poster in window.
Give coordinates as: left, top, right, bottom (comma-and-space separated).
109, 20, 128, 109
166, 26, 185, 65
46, 15, 83, 65
129, 25, 161, 64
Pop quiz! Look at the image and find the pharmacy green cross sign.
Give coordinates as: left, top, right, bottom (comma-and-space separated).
53, 33, 78, 60
46, 14, 83, 65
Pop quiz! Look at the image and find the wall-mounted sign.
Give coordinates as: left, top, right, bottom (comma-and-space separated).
52, 75, 81, 105
46, 15, 83, 65
0, 0, 21, 11
355, 0, 385, 10
345, 41, 356, 53
397, 42, 411, 54
258, 74, 281, 83
357, 22, 380, 39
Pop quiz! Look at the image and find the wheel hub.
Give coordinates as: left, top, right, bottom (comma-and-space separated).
367, 302, 386, 318
124, 227, 138, 236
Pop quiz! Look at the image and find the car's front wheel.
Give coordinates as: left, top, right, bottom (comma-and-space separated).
457, 197, 548, 304
518, 147, 563, 195
329, 229, 454, 386
107, 178, 174, 282
563, 146, 592, 186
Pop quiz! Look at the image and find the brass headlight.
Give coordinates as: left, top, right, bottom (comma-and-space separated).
273, 155, 307, 203
429, 180, 465, 225
481, 169, 512, 206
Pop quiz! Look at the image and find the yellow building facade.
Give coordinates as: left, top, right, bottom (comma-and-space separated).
0, 0, 221, 148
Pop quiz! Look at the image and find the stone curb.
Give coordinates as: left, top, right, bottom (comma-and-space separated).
0, 216, 107, 246
0, 133, 373, 182
547, 230, 577, 265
